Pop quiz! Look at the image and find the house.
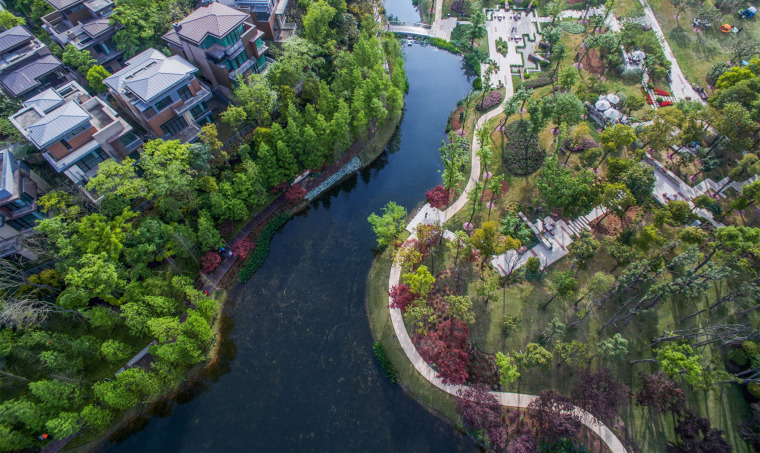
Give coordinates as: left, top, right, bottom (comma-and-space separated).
104, 48, 213, 143
0, 25, 68, 99
162, 2, 268, 97
216, 0, 296, 40
9, 81, 141, 198
40, 0, 124, 72
0, 148, 51, 260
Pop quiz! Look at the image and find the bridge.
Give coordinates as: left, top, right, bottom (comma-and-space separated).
387, 22, 432, 37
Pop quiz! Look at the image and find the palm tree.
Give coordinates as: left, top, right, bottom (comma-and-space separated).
467, 11, 487, 47
494, 96, 519, 133
486, 175, 504, 221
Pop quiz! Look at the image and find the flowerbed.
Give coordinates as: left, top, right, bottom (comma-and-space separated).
646, 94, 652, 105
658, 100, 673, 107
560, 22, 585, 34
654, 88, 670, 96
239, 213, 293, 282
476, 91, 502, 111
503, 120, 545, 175
564, 137, 598, 152
450, 0, 468, 15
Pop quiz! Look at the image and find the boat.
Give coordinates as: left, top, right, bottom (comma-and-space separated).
407, 36, 413, 46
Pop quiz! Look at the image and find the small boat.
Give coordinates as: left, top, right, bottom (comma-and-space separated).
407, 36, 413, 46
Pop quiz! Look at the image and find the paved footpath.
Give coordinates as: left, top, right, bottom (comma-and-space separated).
386, 29, 628, 450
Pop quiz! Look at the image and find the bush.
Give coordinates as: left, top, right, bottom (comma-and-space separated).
200, 251, 221, 274
621, 68, 644, 82
749, 382, 760, 400
373, 341, 399, 383
728, 348, 749, 367
472, 77, 482, 90
429, 37, 460, 54
518, 73, 552, 90
450, 0, 468, 15
560, 22, 585, 34
503, 120, 545, 175
502, 315, 522, 336
744, 340, 760, 356
239, 213, 292, 282
232, 237, 254, 260
658, 100, 673, 107
476, 91, 503, 111
654, 88, 670, 96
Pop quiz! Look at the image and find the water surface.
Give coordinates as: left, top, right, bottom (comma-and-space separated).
106, 45, 474, 452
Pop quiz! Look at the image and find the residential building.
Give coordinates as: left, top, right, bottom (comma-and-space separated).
9, 81, 141, 197
162, 2, 268, 97
0, 148, 50, 260
40, 0, 124, 72
216, 0, 297, 40
0, 25, 68, 99
104, 48, 213, 143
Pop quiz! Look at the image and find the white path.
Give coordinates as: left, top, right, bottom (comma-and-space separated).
386, 19, 628, 450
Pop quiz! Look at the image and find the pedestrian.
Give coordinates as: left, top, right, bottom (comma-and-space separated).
424, 212, 428, 219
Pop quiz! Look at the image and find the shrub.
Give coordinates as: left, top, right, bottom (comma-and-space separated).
285, 184, 307, 202
728, 348, 749, 367
232, 237, 254, 260
560, 22, 585, 34
518, 74, 552, 90
621, 68, 644, 82
749, 382, 760, 400
239, 214, 292, 282
373, 341, 399, 383
200, 251, 221, 274
655, 88, 670, 96
744, 340, 760, 356
503, 120, 545, 175
658, 100, 673, 107
450, 0, 468, 15
655, 96, 663, 103
429, 37, 460, 54
476, 91, 502, 111
472, 77, 482, 90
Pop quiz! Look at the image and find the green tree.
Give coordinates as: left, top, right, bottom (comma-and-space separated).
62, 44, 95, 73
86, 157, 147, 199
86, 65, 110, 92
110, 0, 164, 57
495, 352, 520, 387
656, 343, 702, 385
303, 0, 336, 45
0, 10, 25, 30
516, 343, 553, 369
597, 123, 636, 169
597, 333, 629, 359
221, 105, 247, 130
568, 230, 600, 270
367, 201, 407, 249
197, 210, 222, 252
543, 270, 578, 309
100, 339, 132, 363
536, 155, 600, 218
403, 265, 435, 298
234, 74, 275, 126
45, 412, 81, 438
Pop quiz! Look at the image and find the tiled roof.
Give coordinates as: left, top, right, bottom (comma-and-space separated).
162, 2, 248, 45
23, 88, 65, 113
44, 0, 83, 11
25, 101, 90, 148
163, 30, 181, 47
0, 54, 63, 98
0, 26, 33, 54
104, 48, 198, 103
81, 18, 111, 37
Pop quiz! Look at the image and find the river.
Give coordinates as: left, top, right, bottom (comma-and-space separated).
105, 44, 475, 453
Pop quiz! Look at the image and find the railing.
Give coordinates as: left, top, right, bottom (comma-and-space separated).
174, 87, 212, 116
388, 21, 432, 28
225, 39, 244, 57
228, 58, 255, 80
222, 123, 255, 149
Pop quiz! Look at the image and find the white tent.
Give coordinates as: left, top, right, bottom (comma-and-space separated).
606, 94, 620, 104
595, 99, 611, 111
632, 50, 646, 61
604, 109, 622, 120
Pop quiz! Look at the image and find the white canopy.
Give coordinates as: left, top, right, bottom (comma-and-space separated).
632, 50, 646, 61
606, 94, 620, 104
604, 109, 622, 120
595, 99, 611, 111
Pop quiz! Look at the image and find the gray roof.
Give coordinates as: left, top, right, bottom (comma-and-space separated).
162, 2, 248, 45
82, 18, 111, 37
0, 26, 33, 55
24, 101, 90, 148
104, 48, 198, 103
0, 54, 63, 98
0, 148, 18, 201
44, 0, 84, 11
23, 87, 65, 113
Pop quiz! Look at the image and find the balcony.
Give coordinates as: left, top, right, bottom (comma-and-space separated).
174, 86, 212, 116
165, 122, 200, 143
227, 58, 256, 81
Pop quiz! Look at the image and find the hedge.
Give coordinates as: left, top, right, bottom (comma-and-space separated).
517, 73, 553, 90
503, 119, 545, 175
373, 341, 399, 384
429, 38, 460, 54
560, 22, 585, 34
239, 213, 293, 282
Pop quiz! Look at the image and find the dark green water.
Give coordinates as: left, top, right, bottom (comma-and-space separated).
106, 46, 476, 452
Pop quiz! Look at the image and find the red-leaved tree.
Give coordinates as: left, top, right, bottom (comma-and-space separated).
415, 318, 470, 385
528, 390, 581, 444
506, 433, 538, 453
200, 251, 221, 274
455, 385, 508, 451
667, 410, 731, 453
426, 185, 451, 209
635, 371, 686, 415
218, 220, 235, 237
285, 185, 307, 202
232, 238, 254, 260
571, 367, 631, 425
388, 283, 417, 313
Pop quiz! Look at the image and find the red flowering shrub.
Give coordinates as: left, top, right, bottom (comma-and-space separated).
476, 91, 503, 111
285, 185, 307, 202
646, 94, 653, 104
655, 88, 670, 96
232, 238, 254, 260
200, 251, 221, 274
659, 100, 673, 107
425, 185, 450, 209
389, 283, 417, 312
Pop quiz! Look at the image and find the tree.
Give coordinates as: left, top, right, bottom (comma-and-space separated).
467, 11, 487, 46
716, 67, 756, 90
455, 385, 508, 450
197, 210, 222, 252
86, 65, 110, 92
110, 0, 164, 57
656, 343, 703, 385
516, 343, 553, 369
597, 123, 636, 168
536, 155, 599, 218
389, 283, 417, 312
568, 230, 599, 270
100, 339, 132, 363
0, 10, 25, 30
440, 132, 469, 192
635, 371, 686, 415
425, 185, 450, 209
543, 270, 578, 309
549, 92, 585, 127
528, 390, 581, 443
558, 67, 580, 92
471, 221, 512, 264
416, 318, 470, 384
235, 74, 275, 127
62, 44, 95, 73
367, 201, 407, 249
221, 105, 247, 130
403, 265, 435, 299
475, 266, 501, 305
624, 95, 646, 113
597, 333, 629, 360
303, 0, 336, 44
667, 410, 731, 453
571, 367, 630, 424
706, 62, 732, 87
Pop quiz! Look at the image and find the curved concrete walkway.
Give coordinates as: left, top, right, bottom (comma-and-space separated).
386, 75, 628, 452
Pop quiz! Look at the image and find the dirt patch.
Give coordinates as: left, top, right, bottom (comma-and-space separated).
591, 206, 642, 236
578, 47, 605, 75
481, 180, 511, 201
450, 107, 464, 130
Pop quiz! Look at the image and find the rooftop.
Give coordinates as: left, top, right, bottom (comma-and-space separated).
162, 2, 249, 46
0, 26, 33, 54
0, 54, 64, 98
104, 48, 198, 103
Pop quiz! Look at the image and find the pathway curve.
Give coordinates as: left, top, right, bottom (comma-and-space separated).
384, 23, 629, 453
